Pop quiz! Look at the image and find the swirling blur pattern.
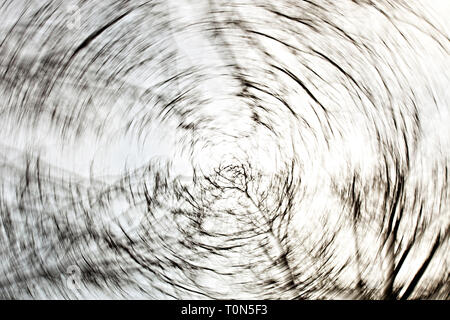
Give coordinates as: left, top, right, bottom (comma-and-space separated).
0, 0, 449, 299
